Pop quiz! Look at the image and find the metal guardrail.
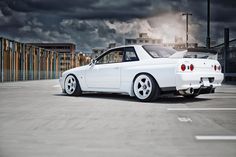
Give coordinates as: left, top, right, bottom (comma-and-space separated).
0, 37, 61, 82
0, 37, 91, 82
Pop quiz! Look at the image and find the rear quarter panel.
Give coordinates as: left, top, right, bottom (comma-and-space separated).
120, 58, 177, 95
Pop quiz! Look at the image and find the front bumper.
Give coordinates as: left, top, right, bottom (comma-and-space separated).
59, 77, 64, 90
176, 72, 224, 90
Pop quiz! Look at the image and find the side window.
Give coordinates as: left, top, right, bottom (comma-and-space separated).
124, 47, 139, 62
96, 49, 124, 64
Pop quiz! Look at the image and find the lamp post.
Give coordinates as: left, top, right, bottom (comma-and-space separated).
206, 0, 211, 48
182, 12, 192, 48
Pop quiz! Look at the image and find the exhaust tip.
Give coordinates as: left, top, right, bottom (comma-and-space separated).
185, 88, 194, 95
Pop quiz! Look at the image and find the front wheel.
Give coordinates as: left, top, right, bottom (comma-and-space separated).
133, 74, 159, 102
64, 74, 82, 96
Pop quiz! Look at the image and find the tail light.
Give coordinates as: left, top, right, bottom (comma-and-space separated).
181, 64, 186, 71
214, 65, 221, 71
190, 64, 194, 71
218, 65, 221, 71
214, 65, 217, 71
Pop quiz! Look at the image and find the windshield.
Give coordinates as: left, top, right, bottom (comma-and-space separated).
142, 45, 176, 58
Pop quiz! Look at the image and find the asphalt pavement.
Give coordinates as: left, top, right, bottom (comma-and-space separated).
0, 79, 236, 157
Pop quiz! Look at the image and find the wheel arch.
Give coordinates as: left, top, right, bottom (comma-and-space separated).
64, 73, 79, 83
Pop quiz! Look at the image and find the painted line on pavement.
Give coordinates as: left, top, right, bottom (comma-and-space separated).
177, 117, 192, 122
167, 108, 236, 111
195, 136, 236, 140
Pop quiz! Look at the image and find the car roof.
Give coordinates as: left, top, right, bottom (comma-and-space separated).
107, 45, 140, 50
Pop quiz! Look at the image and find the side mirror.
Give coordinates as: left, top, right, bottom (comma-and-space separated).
90, 59, 97, 66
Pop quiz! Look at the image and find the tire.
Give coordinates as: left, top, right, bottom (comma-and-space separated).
64, 74, 82, 96
133, 74, 160, 102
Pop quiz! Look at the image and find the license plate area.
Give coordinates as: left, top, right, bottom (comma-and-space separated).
201, 77, 211, 87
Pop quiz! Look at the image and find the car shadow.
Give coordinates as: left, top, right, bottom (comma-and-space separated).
152, 96, 211, 104
54, 93, 135, 102
54, 93, 211, 104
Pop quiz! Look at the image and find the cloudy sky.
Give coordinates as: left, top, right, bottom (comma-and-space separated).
0, 0, 235, 53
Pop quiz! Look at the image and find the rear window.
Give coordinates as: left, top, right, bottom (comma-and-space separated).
142, 45, 176, 58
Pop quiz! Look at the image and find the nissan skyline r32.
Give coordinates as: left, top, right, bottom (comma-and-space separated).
59, 45, 224, 102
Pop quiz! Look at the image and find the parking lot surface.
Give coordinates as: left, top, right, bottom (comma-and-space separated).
0, 80, 236, 157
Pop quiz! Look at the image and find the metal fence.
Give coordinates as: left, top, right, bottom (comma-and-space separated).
0, 37, 90, 82
0, 37, 60, 82
213, 39, 236, 81
0, 37, 91, 82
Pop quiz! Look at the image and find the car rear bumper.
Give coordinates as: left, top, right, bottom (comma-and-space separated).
176, 72, 224, 91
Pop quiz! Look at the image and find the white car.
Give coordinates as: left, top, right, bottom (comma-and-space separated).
59, 45, 224, 102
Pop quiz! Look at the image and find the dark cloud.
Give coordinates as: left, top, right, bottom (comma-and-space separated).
1, 7, 13, 16
0, 0, 235, 52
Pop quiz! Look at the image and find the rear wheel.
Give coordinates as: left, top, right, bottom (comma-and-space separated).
133, 74, 159, 102
64, 75, 82, 96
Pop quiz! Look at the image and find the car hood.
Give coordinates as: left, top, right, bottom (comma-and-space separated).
62, 65, 89, 76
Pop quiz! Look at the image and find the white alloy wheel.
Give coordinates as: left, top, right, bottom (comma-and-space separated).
133, 74, 153, 100
65, 75, 77, 95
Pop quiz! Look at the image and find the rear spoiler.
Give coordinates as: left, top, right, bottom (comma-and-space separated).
187, 48, 217, 54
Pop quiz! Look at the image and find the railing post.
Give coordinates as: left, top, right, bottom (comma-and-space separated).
12, 41, 15, 81
46, 51, 49, 79
21, 44, 25, 81
224, 28, 229, 81
38, 48, 41, 80
29, 46, 33, 80
0, 38, 3, 82
49, 52, 52, 79
53, 52, 56, 79
58, 53, 61, 78
7, 40, 10, 81
44, 50, 47, 80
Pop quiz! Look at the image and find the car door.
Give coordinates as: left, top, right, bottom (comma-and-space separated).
85, 48, 124, 89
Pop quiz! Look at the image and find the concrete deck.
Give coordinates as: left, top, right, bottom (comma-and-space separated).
0, 80, 236, 157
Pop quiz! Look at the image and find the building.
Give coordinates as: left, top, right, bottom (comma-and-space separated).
125, 33, 163, 45
125, 33, 198, 50
28, 43, 76, 72
171, 36, 197, 50
108, 43, 116, 48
